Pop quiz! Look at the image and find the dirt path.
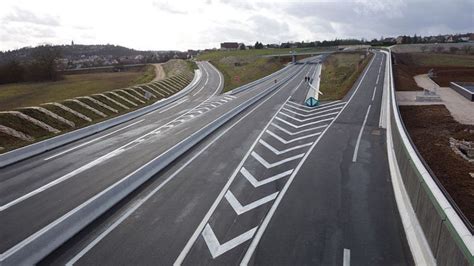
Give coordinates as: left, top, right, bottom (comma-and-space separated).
151, 63, 165, 82
396, 74, 474, 125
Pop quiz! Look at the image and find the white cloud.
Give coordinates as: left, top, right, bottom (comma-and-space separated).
0, 0, 472, 51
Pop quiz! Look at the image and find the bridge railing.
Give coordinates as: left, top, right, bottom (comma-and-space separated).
384, 49, 473, 265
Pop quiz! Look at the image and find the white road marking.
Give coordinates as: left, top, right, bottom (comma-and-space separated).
266, 130, 321, 144
66, 68, 290, 265
372, 86, 377, 101
175, 70, 305, 264
44, 119, 144, 161
376, 73, 380, 85
282, 106, 343, 117
275, 116, 333, 129
352, 104, 372, 163
225, 190, 278, 215
279, 111, 338, 123
343, 248, 351, 266
192, 67, 209, 97
241, 167, 293, 187
271, 123, 326, 136
251, 151, 304, 168
259, 140, 313, 156
1, 64, 221, 212
202, 224, 257, 259
285, 101, 345, 113
157, 98, 187, 114
241, 52, 378, 265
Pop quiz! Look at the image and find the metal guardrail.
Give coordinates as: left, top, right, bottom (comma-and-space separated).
0, 68, 202, 168
385, 50, 473, 265
0, 62, 305, 265
228, 64, 293, 95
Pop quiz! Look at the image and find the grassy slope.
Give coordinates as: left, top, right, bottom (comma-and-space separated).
197, 48, 327, 92
319, 52, 372, 100
162, 59, 196, 78
409, 52, 474, 67
0, 66, 155, 111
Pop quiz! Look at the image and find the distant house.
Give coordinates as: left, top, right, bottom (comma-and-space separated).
220, 42, 239, 50
396, 36, 404, 44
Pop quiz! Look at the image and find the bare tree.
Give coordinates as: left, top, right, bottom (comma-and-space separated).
462, 45, 472, 54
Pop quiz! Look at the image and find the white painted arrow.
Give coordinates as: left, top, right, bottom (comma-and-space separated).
279, 111, 338, 123
251, 151, 304, 168
259, 139, 312, 155
271, 123, 326, 136
275, 116, 333, 129
266, 130, 321, 144
202, 224, 257, 258
225, 190, 278, 215
241, 167, 293, 187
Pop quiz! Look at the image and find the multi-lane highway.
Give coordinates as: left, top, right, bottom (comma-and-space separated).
1, 52, 413, 265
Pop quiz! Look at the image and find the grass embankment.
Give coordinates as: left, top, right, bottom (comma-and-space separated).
197, 48, 328, 92
0, 59, 195, 152
319, 52, 373, 100
162, 59, 197, 78
399, 105, 474, 224
0, 66, 154, 111
393, 52, 474, 91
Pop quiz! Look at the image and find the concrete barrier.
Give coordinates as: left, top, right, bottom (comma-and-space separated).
384, 50, 473, 265
450, 82, 474, 101
0, 61, 305, 265
0, 68, 202, 168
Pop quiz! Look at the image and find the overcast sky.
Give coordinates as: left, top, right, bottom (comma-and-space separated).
0, 0, 473, 51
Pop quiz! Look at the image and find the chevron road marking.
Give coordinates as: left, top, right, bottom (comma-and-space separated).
279, 111, 338, 123
282, 106, 343, 117
285, 101, 345, 113
202, 224, 257, 259
225, 190, 278, 215
241, 167, 293, 187
251, 151, 304, 168
275, 116, 333, 129
259, 139, 313, 156
266, 130, 321, 145
287, 99, 341, 109
270, 123, 326, 136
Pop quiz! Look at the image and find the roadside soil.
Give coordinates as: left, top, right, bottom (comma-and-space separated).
151, 63, 165, 82
392, 53, 474, 91
399, 105, 474, 224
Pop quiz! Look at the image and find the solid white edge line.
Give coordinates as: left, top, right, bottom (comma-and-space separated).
44, 119, 144, 161
65, 69, 295, 266
352, 105, 371, 163
240, 52, 378, 265
0, 63, 223, 212
174, 63, 312, 265
343, 248, 351, 266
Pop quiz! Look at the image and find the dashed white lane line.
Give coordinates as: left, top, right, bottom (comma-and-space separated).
240, 52, 378, 265
157, 97, 188, 114
352, 104, 372, 163
376, 73, 380, 85
343, 248, 351, 266
372, 86, 377, 101
65, 70, 292, 266
44, 119, 145, 161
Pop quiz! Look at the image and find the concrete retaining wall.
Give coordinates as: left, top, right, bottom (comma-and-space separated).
450, 82, 474, 101
386, 50, 473, 265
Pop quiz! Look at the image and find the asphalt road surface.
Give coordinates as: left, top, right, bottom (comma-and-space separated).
30, 52, 413, 265
0, 58, 310, 261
